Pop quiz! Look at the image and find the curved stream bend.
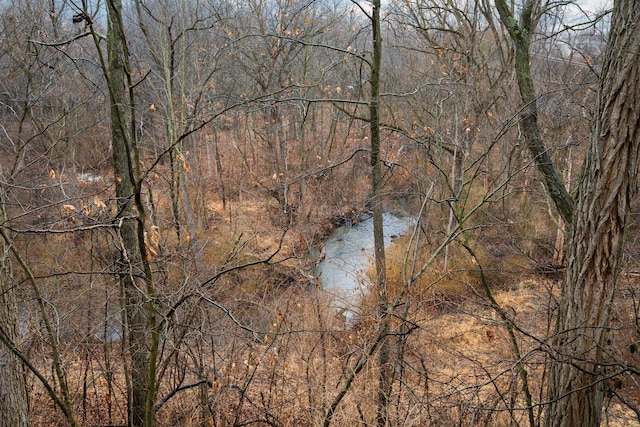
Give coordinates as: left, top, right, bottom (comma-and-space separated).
316, 213, 415, 321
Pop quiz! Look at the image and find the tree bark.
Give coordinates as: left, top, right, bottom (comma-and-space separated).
545, 2, 640, 426
105, 0, 158, 425
494, 0, 574, 226
369, 1, 392, 425
0, 183, 29, 427
133, 3, 201, 268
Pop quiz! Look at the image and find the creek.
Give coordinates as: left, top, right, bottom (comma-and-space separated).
316, 213, 415, 321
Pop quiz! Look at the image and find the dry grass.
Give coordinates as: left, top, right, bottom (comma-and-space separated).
19, 228, 640, 426
11, 149, 640, 427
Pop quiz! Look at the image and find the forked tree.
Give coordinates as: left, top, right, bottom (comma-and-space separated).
494, 0, 574, 227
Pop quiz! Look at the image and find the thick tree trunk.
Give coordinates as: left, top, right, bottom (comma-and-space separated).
545, 2, 640, 426
0, 185, 29, 427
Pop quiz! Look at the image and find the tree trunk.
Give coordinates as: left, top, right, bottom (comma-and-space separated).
494, 0, 574, 226
0, 184, 29, 427
106, 1, 157, 425
545, 2, 640, 426
133, 3, 202, 268
369, 1, 392, 425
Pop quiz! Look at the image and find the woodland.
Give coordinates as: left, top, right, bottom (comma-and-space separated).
1, 0, 639, 426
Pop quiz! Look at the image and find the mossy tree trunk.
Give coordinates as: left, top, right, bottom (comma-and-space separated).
320, 3, 393, 424
369, 1, 392, 425
494, 0, 574, 226
545, 2, 640, 426
104, 0, 159, 425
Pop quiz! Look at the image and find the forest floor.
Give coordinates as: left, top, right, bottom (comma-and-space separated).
202, 194, 640, 426
21, 183, 640, 426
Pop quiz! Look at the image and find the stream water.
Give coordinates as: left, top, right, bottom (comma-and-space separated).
316, 213, 415, 321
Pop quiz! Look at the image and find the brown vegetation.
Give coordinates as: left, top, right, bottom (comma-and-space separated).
1, 0, 640, 426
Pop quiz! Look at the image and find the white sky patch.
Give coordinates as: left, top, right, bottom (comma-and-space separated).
565, 0, 613, 21
576, 0, 612, 13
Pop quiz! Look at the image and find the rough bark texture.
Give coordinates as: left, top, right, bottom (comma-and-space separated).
0, 186, 29, 427
545, 3, 640, 426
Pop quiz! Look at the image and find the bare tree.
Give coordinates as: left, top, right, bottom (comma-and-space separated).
494, 0, 574, 226
99, 0, 159, 424
366, 2, 393, 425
